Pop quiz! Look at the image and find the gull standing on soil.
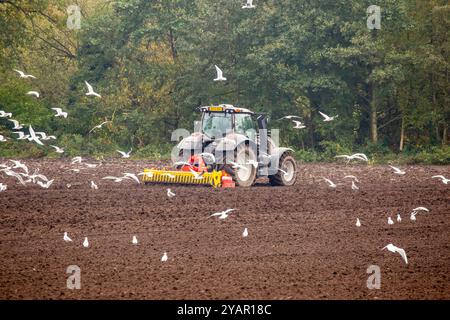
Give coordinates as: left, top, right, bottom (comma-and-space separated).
14, 69, 36, 79
83, 237, 89, 248
8, 119, 23, 130
50, 145, 64, 154
71, 156, 83, 164
389, 165, 406, 175
167, 188, 176, 198
242, 0, 256, 9
26, 91, 40, 98
356, 218, 361, 227
91, 181, 98, 190
85, 81, 101, 98
210, 208, 236, 220
397, 214, 402, 222
382, 243, 408, 264
243, 228, 249, 237
63, 232, 72, 242
132, 235, 138, 245
388, 217, 394, 225
51, 108, 68, 118
213, 65, 227, 81
0, 183, 7, 192
318, 111, 338, 122
161, 252, 168, 262
432, 175, 450, 185
117, 149, 132, 158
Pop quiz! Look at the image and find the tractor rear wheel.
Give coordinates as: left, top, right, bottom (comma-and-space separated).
269, 152, 297, 186
228, 145, 257, 187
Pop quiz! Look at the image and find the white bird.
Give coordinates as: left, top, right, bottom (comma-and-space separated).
117, 149, 132, 158
0, 111, 12, 118
132, 235, 138, 245
200, 152, 216, 164
0, 135, 7, 142
242, 0, 256, 9
210, 208, 236, 219
51, 108, 68, 118
84, 163, 98, 169
123, 173, 140, 184
229, 161, 249, 172
0, 183, 7, 192
382, 243, 408, 264
14, 69, 36, 79
246, 160, 259, 168
27, 125, 44, 146
83, 237, 89, 248
167, 188, 176, 198
213, 65, 227, 81
8, 119, 23, 130
292, 120, 306, 129
388, 217, 394, 225
85, 81, 101, 98
71, 156, 83, 164
91, 181, 98, 190
351, 181, 359, 190
3, 169, 27, 186
344, 175, 360, 183
243, 227, 249, 237
318, 111, 338, 122
412, 207, 429, 213
89, 121, 110, 133
63, 232, 72, 242
50, 145, 64, 154
37, 179, 54, 189
163, 173, 176, 179
322, 177, 339, 188
410, 214, 416, 222
278, 168, 290, 177
10, 160, 28, 174
102, 176, 125, 183
278, 115, 301, 121
161, 252, 168, 262
389, 165, 406, 175
335, 154, 368, 163
432, 175, 450, 184
26, 91, 40, 98
189, 168, 204, 180
397, 214, 402, 222
36, 132, 56, 141
12, 131, 30, 140
356, 218, 361, 227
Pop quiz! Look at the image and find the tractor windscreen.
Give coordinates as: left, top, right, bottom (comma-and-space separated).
202, 112, 232, 138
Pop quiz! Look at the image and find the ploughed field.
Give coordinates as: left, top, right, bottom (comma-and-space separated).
0, 159, 449, 299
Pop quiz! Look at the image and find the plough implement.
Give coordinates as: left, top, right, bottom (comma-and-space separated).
142, 155, 234, 188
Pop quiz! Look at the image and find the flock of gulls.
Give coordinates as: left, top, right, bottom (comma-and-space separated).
1, 0, 448, 271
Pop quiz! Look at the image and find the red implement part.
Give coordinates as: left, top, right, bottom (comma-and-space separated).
180, 155, 209, 173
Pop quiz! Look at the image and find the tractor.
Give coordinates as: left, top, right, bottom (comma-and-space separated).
142, 104, 296, 187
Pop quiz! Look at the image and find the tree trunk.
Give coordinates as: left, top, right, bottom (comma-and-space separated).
443, 124, 448, 146
370, 84, 378, 143
399, 116, 405, 151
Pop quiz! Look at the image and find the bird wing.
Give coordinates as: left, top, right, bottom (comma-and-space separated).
318, 111, 329, 119
432, 175, 445, 179
389, 165, 401, 172
85, 81, 93, 92
395, 248, 408, 264
14, 69, 25, 76
215, 65, 223, 77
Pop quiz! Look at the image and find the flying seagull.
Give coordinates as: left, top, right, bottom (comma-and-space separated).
0, 135, 7, 142
51, 108, 68, 118
117, 149, 132, 158
89, 121, 110, 133
318, 111, 338, 122
213, 65, 227, 81
322, 177, 339, 188
14, 69, 36, 79
123, 173, 140, 184
389, 165, 406, 175
12, 131, 29, 140
335, 153, 368, 163
410, 207, 429, 221
71, 156, 83, 164
0, 111, 12, 118
210, 208, 236, 220
27, 126, 44, 146
37, 179, 54, 189
292, 120, 306, 129
85, 81, 101, 98
278, 115, 301, 121
382, 243, 408, 264
8, 119, 23, 130
344, 175, 360, 183
242, 0, 256, 9
27, 91, 40, 98
50, 145, 64, 154
189, 168, 204, 180
432, 175, 449, 184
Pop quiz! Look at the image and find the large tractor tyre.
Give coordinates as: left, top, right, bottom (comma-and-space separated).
227, 145, 257, 187
269, 152, 297, 186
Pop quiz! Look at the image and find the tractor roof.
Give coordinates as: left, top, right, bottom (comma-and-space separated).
199, 104, 254, 114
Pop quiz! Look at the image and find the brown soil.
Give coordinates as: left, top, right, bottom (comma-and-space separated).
0, 159, 449, 299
